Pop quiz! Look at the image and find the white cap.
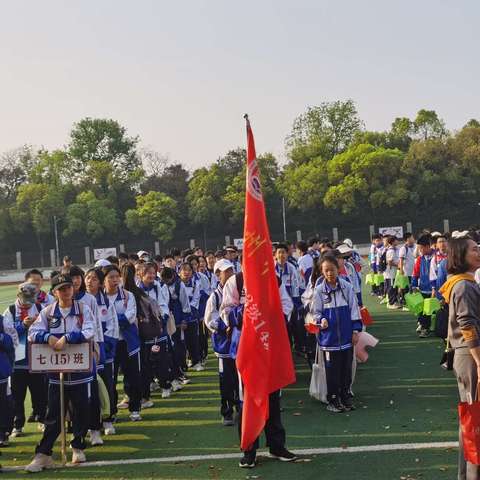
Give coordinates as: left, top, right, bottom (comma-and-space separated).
94, 259, 111, 268
137, 250, 150, 258
337, 243, 353, 255
214, 259, 234, 273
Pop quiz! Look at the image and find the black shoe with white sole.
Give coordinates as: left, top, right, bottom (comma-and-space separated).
269, 448, 298, 462
239, 452, 256, 468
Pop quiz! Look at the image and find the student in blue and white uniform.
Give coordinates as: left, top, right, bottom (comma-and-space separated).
179, 262, 203, 372
26, 274, 95, 471
4, 283, 45, 438
24, 269, 54, 308
312, 255, 362, 414
0, 306, 17, 448
138, 263, 173, 401
160, 267, 191, 388
225, 246, 242, 273
103, 264, 142, 422
204, 259, 239, 426
85, 268, 119, 439
297, 240, 314, 286
274, 243, 304, 352
69, 266, 106, 444
189, 255, 211, 365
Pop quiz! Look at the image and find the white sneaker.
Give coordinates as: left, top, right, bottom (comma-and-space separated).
117, 396, 129, 409
171, 379, 183, 392
161, 388, 172, 399
71, 448, 86, 464
25, 453, 55, 472
192, 363, 205, 372
103, 421, 116, 436
130, 411, 142, 422
141, 399, 154, 409
11, 428, 23, 438
150, 382, 160, 392
89, 430, 104, 446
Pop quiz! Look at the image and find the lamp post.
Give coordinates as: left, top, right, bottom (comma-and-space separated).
53, 216, 60, 267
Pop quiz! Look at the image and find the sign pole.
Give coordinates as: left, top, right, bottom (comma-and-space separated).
59, 372, 67, 466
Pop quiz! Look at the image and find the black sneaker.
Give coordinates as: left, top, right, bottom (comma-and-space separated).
239, 452, 256, 468
326, 398, 345, 413
342, 397, 356, 411
223, 415, 234, 426
269, 448, 298, 462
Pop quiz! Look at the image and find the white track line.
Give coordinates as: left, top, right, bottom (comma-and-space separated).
2, 441, 458, 472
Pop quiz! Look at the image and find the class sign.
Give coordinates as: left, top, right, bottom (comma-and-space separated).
29, 343, 92, 373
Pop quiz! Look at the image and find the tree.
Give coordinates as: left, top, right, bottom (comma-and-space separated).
0, 145, 37, 203
9, 183, 66, 264
287, 100, 363, 161
279, 157, 329, 212
125, 191, 177, 242
324, 144, 408, 214
64, 191, 119, 241
413, 109, 447, 140
68, 118, 142, 182
223, 153, 280, 223
187, 166, 226, 228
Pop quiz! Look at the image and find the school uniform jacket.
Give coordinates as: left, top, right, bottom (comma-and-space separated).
0, 314, 18, 384
3, 302, 41, 370
94, 291, 119, 364
312, 277, 362, 352
28, 301, 95, 386
106, 288, 139, 357
204, 285, 231, 358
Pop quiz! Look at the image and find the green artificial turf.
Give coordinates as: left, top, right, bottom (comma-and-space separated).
0, 283, 461, 479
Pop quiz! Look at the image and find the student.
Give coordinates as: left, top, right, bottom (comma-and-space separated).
204, 259, 239, 426
225, 246, 242, 273
26, 274, 95, 471
62, 256, 72, 270
103, 264, 142, 422
85, 268, 119, 438
369, 234, 382, 296
297, 240, 314, 286
274, 243, 304, 352
204, 251, 219, 290
307, 237, 320, 258
188, 255, 211, 366
0, 306, 17, 448
384, 236, 400, 309
24, 269, 54, 308
178, 262, 203, 371
312, 255, 362, 413
412, 234, 434, 338
220, 271, 297, 468
4, 283, 45, 438
430, 234, 448, 297
69, 266, 106, 444
118, 252, 129, 268
138, 263, 173, 400
160, 267, 191, 388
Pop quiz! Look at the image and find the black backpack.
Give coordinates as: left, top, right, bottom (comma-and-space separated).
379, 250, 388, 272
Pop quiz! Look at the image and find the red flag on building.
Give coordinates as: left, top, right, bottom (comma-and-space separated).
236, 115, 296, 451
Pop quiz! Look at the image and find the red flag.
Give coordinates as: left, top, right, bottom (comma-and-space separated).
236, 115, 296, 451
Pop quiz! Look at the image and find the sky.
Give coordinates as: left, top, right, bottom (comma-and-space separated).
0, 0, 478, 169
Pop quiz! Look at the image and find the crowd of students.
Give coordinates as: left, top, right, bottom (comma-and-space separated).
0, 230, 463, 472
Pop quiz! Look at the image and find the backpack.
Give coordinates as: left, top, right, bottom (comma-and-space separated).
379, 250, 388, 272
137, 294, 163, 341
0, 315, 15, 368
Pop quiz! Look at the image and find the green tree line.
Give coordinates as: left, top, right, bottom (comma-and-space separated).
1, 103, 479, 263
